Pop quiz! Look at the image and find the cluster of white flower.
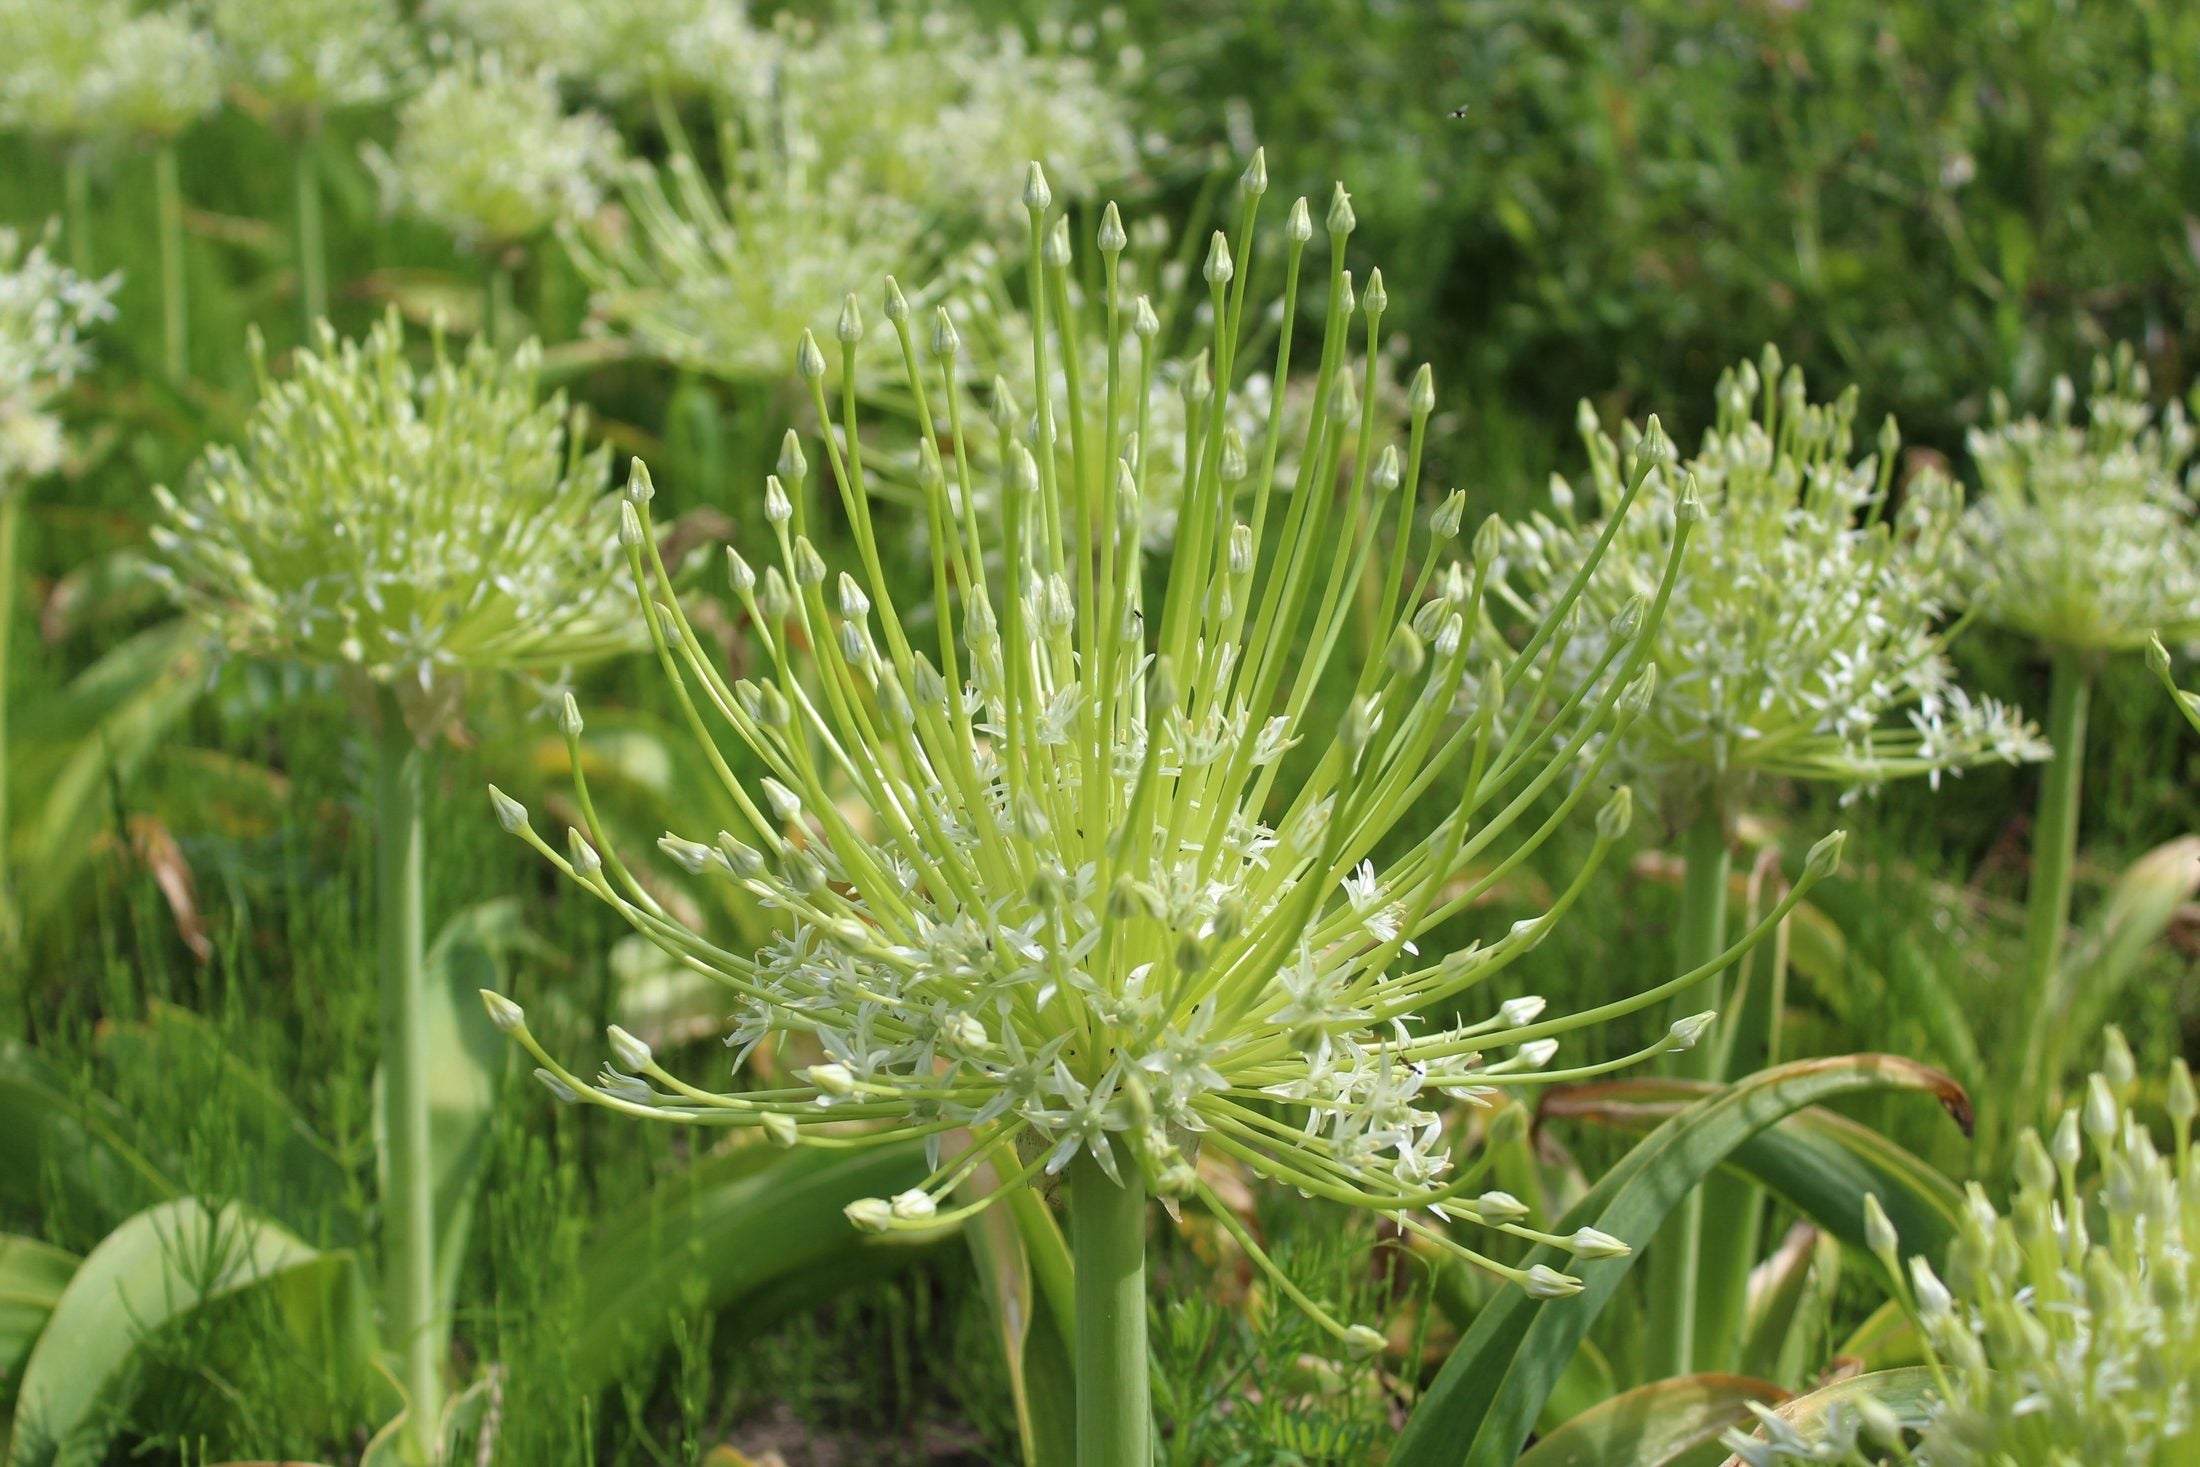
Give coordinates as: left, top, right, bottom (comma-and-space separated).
767, 7, 1141, 224
1961, 346, 2200, 653
366, 46, 621, 251
202, 0, 415, 116
1730, 1035, 2198, 1466
1499, 348, 2044, 807
423, 0, 763, 103
568, 155, 940, 385
149, 313, 639, 711
0, 0, 222, 144
487, 164, 1846, 1338
0, 227, 115, 490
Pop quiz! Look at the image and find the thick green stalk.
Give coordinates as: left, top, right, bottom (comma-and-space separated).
1067, 1146, 1149, 1467
294, 126, 328, 333
2014, 649, 2091, 1126
155, 144, 189, 380
1642, 801, 1730, 1380
483, 254, 515, 349
62, 148, 93, 277
374, 700, 440, 1458
0, 493, 19, 947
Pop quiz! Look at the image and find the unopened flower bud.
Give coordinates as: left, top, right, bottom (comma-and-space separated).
1521, 1265, 1582, 1299
1596, 786, 1633, 841
1239, 147, 1268, 198
1363, 267, 1387, 317
1022, 161, 1052, 212
608, 1025, 652, 1072
533, 1067, 578, 1104
761, 1110, 798, 1146
1499, 996, 1546, 1027
763, 476, 793, 525
625, 457, 655, 504
1203, 231, 1233, 286
890, 1188, 937, 1222
1341, 1324, 1385, 1358
1567, 1227, 1630, 1260
1325, 183, 1354, 236
1668, 1011, 1716, 1050
930, 308, 960, 360
844, 1197, 893, 1233
806, 1062, 857, 1096
488, 785, 528, 834
1097, 201, 1126, 253
796, 330, 827, 381
1804, 829, 1846, 882
481, 989, 524, 1031
1476, 1190, 1528, 1223
882, 276, 908, 323
1286, 196, 1312, 243
1410, 363, 1435, 416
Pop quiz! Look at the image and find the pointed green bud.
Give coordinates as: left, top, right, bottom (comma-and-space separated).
1097, 201, 1126, 253
1045, 216, 1073, 268
488, 785, 528, 834
608, 1025, 652, 1072
1475, 1189, 1528, 1223
1286, 196, 1312, 243
1371, 443, 1402, 492
1340, 1323, 1384, 1359
930, 307, 961, 360
1385, 623, 1424, 678
1022, 161, 1052, 211
777, 428, 807, 483
559, 692, 584, 740
844, 1197, 893, 1233
1133, 295, 1159, 338
1803, 828, 1846, 882
1203, 230, 1233, 286
1567, 1227, 1630, 1260
1239, 147, 1268, 198
566, 828, 602, 880
882, 276, 909, 324
1410, 362, 1435, 415
1521, 1265, 1582, 1299
2171, 1059, 2196, 1129
763, 475, 793, 524
2103, 1026, 2136, 1090
481, 989, 524, 1032
2148, 635, 2174, 680
618, 500, 643, 548
836, 292, 862, 344
796, 329, 827, 380
1472, 512, 1503, 568
805, 1062, 857, 1096
533, 1067, 578, 1104
1667, 1010, 1716, 1050
2083, 1073, 2119, 1141
1431, 490, 1465, 540
760, 1110, 798, 1146
1363, 267, 1387, 317
625, 456, 655, 504
1863, 1191, 1900, 1260
1325, 183, 1355, 236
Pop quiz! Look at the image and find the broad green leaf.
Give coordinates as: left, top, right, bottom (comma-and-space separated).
1518, 1374, 1790, 1467
1389, 1055, 1970, 1467
1539, 1074, 1968, 1275
963, 1173, 1076, 1467
1737, 1226, 1842, 1391
1716, 1367, 1938, 1466
5, 1200, 339, 1467
0, 1238, 76, 1398
567, 1140, 938, 1394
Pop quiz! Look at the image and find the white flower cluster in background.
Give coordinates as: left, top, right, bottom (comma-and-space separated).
1499, 348, 2044, 806
1961, 345, 2200, 652
366, 46, 621, 251
150, 313, 639, 705
1730, 1034, 2198, 1466
423, 0, 764, 103
488, 164, 1847, 1342
568, 155, 939, 385
767, 7, 1142, 223
0, 227, 115, 490
0, 0, 222, 144
202, 0, 415, 117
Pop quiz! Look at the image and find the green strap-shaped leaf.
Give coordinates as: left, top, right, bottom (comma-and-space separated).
1389, 1055, 1969, 1467
1516, 1374, 1791, 1467
567, 1139, 939, 1394
1539, 1074, 1968, 1272
5, 1199, 339, 1467
0, 1044, 177, 1222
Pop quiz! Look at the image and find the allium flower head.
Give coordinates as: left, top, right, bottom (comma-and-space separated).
567, 154, 936, 385
0, 0, 221, 143
150, 313, 638, 713
424, 0, 762, 102
0, 226, 115, 490
488, 161, 1846, 1329
366, 46, 621, 251
1961, 345, 2200, 653
1738, 1037, 2198, 1465
769, 8, 1139, 223
202, 0, 414, 116
1501, 348, 2044, 805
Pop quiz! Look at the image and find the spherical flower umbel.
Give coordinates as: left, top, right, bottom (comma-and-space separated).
0, 0, 221, 145
202, 0, 415, 117
1500, 348, 2044, 806
149, 312, 639, 712
366, 46, 621, 252
487, 162, 1843, 1340
0, 226, 115, 491
1960, 345, 2200, 653
426, 0, 763, 103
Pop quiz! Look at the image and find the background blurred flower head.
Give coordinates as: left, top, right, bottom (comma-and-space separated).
424, 0, 765, 103
1961, 344, 2200, 653
150, 312, 638, 718
366, 44, 621, 252
202, 0, 415, 118
1500, 347, 2044, 810
0, 0, 222, 145
0, 225, 115, 490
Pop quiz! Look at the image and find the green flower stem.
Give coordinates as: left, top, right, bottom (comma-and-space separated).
1067, 1145, 1149, 1467
155, 143, 189, 380
62, 147, 93, 277
0, 492, 19, 947
2015, 648, 2092, 1123
1644, 800, 1731, 1380
374, 697, 441, 1457
294, 124, 328, 333
483, 254, 515, 349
